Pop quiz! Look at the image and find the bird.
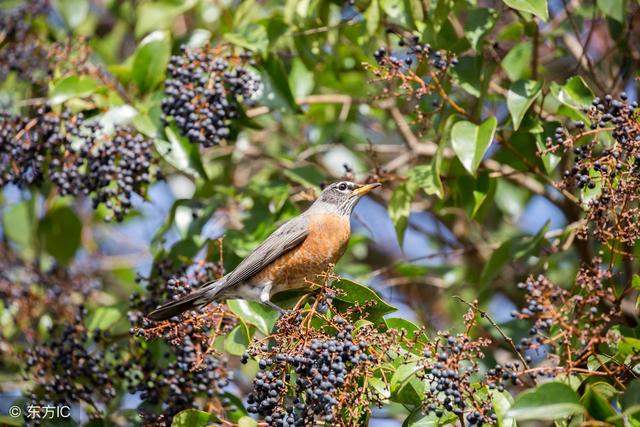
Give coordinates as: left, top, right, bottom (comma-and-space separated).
147, 181, 381, 321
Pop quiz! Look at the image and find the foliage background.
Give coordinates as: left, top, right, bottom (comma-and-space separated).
0, 0, 639, 426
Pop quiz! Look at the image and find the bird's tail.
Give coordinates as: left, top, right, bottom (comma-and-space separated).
146, 278, 225, 321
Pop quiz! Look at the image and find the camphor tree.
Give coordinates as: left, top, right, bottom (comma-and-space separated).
0, 0, 639, 426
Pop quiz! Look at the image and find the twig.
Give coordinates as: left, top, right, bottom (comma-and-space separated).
452, 296, 535, 384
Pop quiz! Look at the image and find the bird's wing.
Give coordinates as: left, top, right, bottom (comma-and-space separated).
222, 215, 309, 288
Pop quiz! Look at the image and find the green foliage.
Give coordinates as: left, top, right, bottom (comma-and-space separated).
1, 0, 639, 426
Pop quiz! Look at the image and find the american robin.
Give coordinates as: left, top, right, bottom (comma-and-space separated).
147, 181, 381, 320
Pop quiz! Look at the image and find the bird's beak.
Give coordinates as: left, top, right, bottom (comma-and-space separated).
353, 182, 381, 196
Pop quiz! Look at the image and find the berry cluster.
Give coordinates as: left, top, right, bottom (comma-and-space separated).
130, 258, 235, 423
0, 0, 51, 86
367, 35, 458, 100
510, 265, 633, 382
544, 91, 640, 245
25, 306, 118, 413
0, 108, 156, 221
418, 310, 497, 426
244, 310, 389, 427
0, 243, 100, 361
161, 46, 262, 147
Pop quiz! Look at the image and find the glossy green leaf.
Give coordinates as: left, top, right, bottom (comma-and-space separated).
451, 117, 497, 176
451, 55, 482, 97
390, 362, 424, 405
388, 180, 416, 248
86, 307, 121, 332
402, 408, 458, 426
384, 317, 421, 340
259, 54, 301, 113
558, 76, 594, 109
38, 205, 82, 265
3, 201, 35, 250
224, 23, 269, 54
50, 76, 98, 104
597, 0, 624, 22
369, 376, 391, 399
157, 126, 208, 180
171, 409, 219, 427
409, 164, 443, 199
132, 31, 171, 94
507, 381, 584, 420
225, 324, 251, 356
227, 300, 279, 335
490, 389, 516, 427
501, 42, 532, 81
582, 384, 618, 422
507, 80, 542, 130
463, 8, 498, 51
333, 279, 397, 320
502, 0, 548, 21
536, 133, 562, 173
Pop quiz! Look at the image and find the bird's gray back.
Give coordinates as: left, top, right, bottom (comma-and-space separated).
221, 214, 310, 290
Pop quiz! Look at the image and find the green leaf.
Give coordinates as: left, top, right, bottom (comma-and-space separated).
171, 409, 218, 427
451, 55, 482, 97
50, 76, 98, 104
156, 126, 208, 180
224, 23, 269, 54
501, 42, 532, 81
238, 416, 258, 427
38, 206, 82, 265
536, 133, 562, 173
479, 224, 547, 290
380, 0, 416, 30
390, 362, 424, 405
227, 300, 279, 335
86, 307, 121, 331
409, 164, 443, 199
463, 8, 498, 51
333, 279, 397, 320
558, 76, 594, 110
365, 0, 381, 36
132, 31, 171, 94
451, 117, 497, 176
618, 379, 640, 422
582, 384, 618, 422
369, 377, 391, 399
3, 201, 35, 250
597, 0, 624, 22
507, 382, 584, 421
490, 389, 516, 427
507, 80, 542, 130
224, 324, 251, 356
259, 54, 301, 114
502, 0, 548, 21
54, 0, 89, 28
388, 180, 416, 248
135, 0, 197, 36
0, 414, 22, 426
384, 317, 421, 340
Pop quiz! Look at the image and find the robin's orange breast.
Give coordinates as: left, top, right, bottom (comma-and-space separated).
254, 213, 351, 292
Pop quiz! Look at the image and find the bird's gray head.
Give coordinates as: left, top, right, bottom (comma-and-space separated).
309, 181, 381, 216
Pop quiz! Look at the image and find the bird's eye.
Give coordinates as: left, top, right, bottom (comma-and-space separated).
338, 183, 347, 191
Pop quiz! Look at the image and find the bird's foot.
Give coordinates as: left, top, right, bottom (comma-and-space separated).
263, 300, 289, 314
